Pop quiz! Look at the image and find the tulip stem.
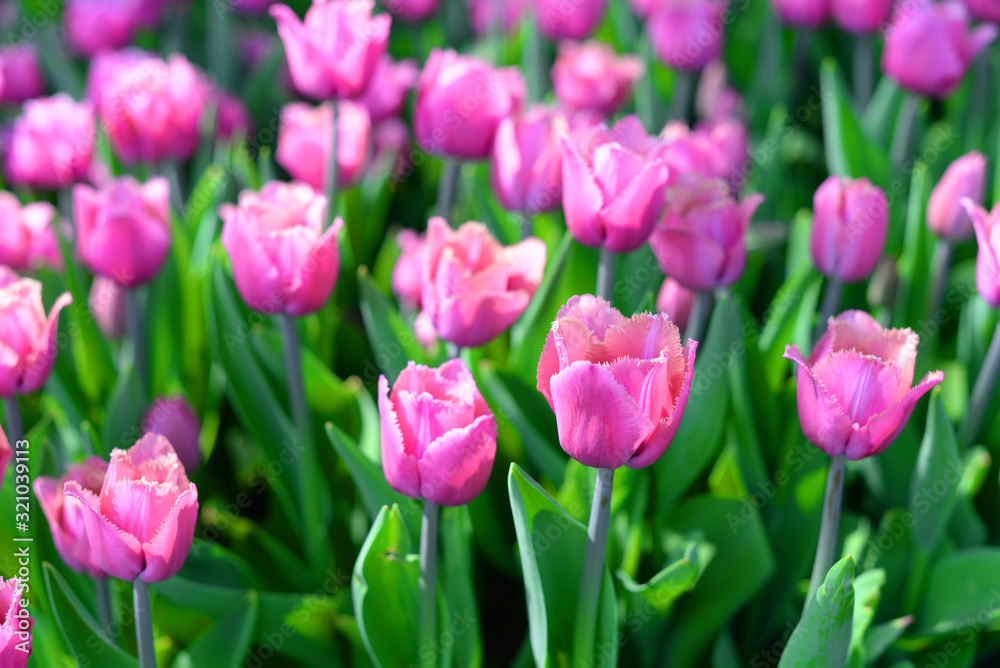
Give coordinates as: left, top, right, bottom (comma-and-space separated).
814, 277, 843, 344
573, 467, 614, 667
890, 94, 919, 168
126, 289, 148, 396
95, 578, 113, 636
853, 34, 874, 109
596, 247, 616, 301
686, 291, 713, 343
2, 396, 23, 444
806, 454, 846, 609
525, 16, 545, 104
668, 71, 695, 123
960, 318, 1000, 448
418, 500, 440, 668
635, 25, 657, 130
133, 580, 157, 668
325, 99, 339, 229
928, 239, 954, 323
436, 159, 460, 222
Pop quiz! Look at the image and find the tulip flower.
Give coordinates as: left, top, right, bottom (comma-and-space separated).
656, 277, 697, 332
536, 0, 609, 39
810, 175, 888, 283
962, 0, 1000, 22
0, 578, 31, 666
379, 359, 497, 505
34, 457, 109, 578
491, 106, 569, 214
0, 194, 63, 272
770, 0, 829, 27
357, 56, 419, 124
64, 0, 145, 56
647, 0, 728, 72
392, 229, 427, 311
379, 0, 439, 22
270, 0, 391, 100
74, 177, 172, 288
213, 91, 252, 143
658, 119, 748, 191
142, 395, 203, 474
414, 49, 525, 160
420, 216, 546, 347
552, 41, 645, 117
373, 118, 411, 173
650, 175, 764, 291
963, 200, 1000, 309
0, 45, 45, 105
882, 0, 997, 99
89, 275, 127, 340
468, 0, 525, 33
276, 101, 371, 191
3, 94, 95, 190
830, 0, 893, 33
928, 151, 986, 240
220, 181, 342, 316
0, 276, 72, 397
695, 61, 746, 123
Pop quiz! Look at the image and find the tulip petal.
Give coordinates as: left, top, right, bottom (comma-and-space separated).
827, 310, 919, 387
560, 135, 605, 247
783, 345, 855, 458
537, 316, 601, 406
219, 204, 283, 313
627, 339, 697, 469
286, 217, 342, 316
64, 481, 144, 581
378, 375, 422, 499
418, 414, 497, 506
435, 290, 531, 347
651, 225, 727, 291
845, 370, 944, 460
810, 350, 910, 427
603, 312, 682, 361
141, 485, 199, 582
19, 291, 71, 395
600, 159, 668, 253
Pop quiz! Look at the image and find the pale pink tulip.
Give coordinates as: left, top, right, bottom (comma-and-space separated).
491, 106, 569, 214
89, 275, 127, 340
64, 0, 145, 56
392, 229, 427, 311
552, 40, 644, 116
276, 101, 371, 191
4, 94, 94, 190
927, 151, 986, 240
962, 199, 1000, 308
811, 175, 888, 282
537, 0, 609, 39
34, 457, 109, 578
0, 194, 63, 272
357, 56, 419, 123
656, 277, 697, 332
0, 578, 31, 666
0, 276, 71, 397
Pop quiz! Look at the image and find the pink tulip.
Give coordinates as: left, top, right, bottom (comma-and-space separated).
142, 395, 203, 474
658, 119, 748, 190
213, 91, 252, 142
89, 275, 127, 340
373, 118, 411, 171
927, 151, 986, 240
468, 0, 525, 33
656, 277, 697, 332
650, 175, 763, 290
64, 0, 145, 56
962, 199, 1000, 308
830, 0, 893, 33
34, 457, 109, 578
4, 94, 95, 190
421, 216, 547, 347
648, 0, 728, 72
63, 434, 199, 582
269, 0, 391, 100
537, 294, 697, 469
882, 0, 997, 98
770, 0, 829, 27
962, 0, 1000, 22
537, 0, 609, 39
219, 181, 342, 316
0, 578, 31, 665
491, 106, 569, 214
630, 0, 662, 19
414, 49, 525, 160
392, 229, 427, 310
74, 177, 172, 288
0, 194, 63, 272
560, 116, 669, 253
379, 0, 439, 21
0, 426, 12, 487
695, 61, 746, 122
552, 40, 645, 116
357, 56, 419, 124
379, 359, 496, 506
784, 310, 943, 459
276, 101, 371, 191
0, 45, 45, 105
0, 275, 71, 397
811, 175, 888, 282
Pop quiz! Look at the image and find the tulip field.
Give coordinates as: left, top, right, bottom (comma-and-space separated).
6, 0, 1000, 666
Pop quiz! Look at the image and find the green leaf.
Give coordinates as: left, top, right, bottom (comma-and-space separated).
172, 592, 258, 668
617, 541, 707, 615
909, 391, 962, 552
846, 569, 885, 668
357, 267, 433, 383
777, 556, 855, 668
909, 548, 1000, 644
101, 359, 147, 451
440, 506, 483, 668
863, 616, 913, 663
758, 263, 823, 391
509, 229, 573, 370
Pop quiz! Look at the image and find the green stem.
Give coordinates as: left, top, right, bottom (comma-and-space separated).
95, 578, 113, 636
572, 467, 614, 667
525, 17, 545, 104
960, 318, 1000, 448
890, 94, 919, 168
3, 396, 23, 444
636, 26, 657, 130
326, 99, 340, 229
685, 291, 713, 343
418, 500, 440, 668
903, 547, 930, 615
806, 455, 846, 608
927, 239, 954, 322
668, 70, 695, 123
436, 159, 460, 223
596, 246, 616, 302
133, 580, 156, 668
126, 289, 148, 395
815, 277, 843, 344
853, 34, 874, 109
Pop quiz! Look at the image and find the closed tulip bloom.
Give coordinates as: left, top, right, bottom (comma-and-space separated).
143, 395, 203, 474
276, 101, 371, 191
491, 106, 568, 214
650, 175, 763, 290
64, 0, 144, 56
74, 177, 171, 287
392, 229, 427, 310
357, 56, 419, 123
811, 175, 889, 282
656, 277, 696, 332
220, 181, 342, 316
962, 0, 1000, 22
33, 457, 109, 578
0, 276, 71, 397
4, 94, 94, 190
784, 311, 943, 459
213, 91, 252, 142
88, 275, 127, 340
962, 199, 1000, 308
537, 0, 609, 39
414, 49, 525, 160
379, 0, 439, 21
927, 151, 986, 240
0, 194, 63, 272
0, 578, 31, 665
658, 119, 748, 190
379, 359, 497, 506
830, 0, 893, 33
771, 0, 829, 27
552, 41, 645, 116
648, 0, 728, 72
882, 0, 997, 98
0, 45, 44, 105
537, 295, 697, 469
270, 0, 390, 100
64, 434, 198, 582
421, 216, 547, 347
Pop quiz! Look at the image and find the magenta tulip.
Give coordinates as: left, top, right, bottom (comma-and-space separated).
962, 199, 1000, 308
770, 0, 829, 27
142, 395, 203, 474
379, 0, 439, 21
962, 0, 1000, 22
0, 45, 44, 105
0, 578, 31, 665
656, 277, 697, 332
421, 216, 547, 347
392, 229, 427, 311
414, 49, 525, 160
552, 40, 644, 116
784, 310, 943, 459
74, 176, 172, 288
64, 434, 199, 582
270, 0, 390, 100
276, 101, 371, 190
537, 294, 697, 469
64, 0, 144, 56
648, 0, 728, 72
830, 0, 893, 33
537, 0, 609, 39
658, 119, 748, 190
927, 151, 986, 240
219, 181, 342, 316
89, 275, 127, 340
357, 56, 419, 124
0, 194, 63, 272
34, 457, 109, 578
811, 175, 888, 282
213, 91, 253, 142
491, 106, 569, 214
4, 94, 94, 190
882, 0, 997, 98
379, 359, 497, 506
0, 276, 71, 397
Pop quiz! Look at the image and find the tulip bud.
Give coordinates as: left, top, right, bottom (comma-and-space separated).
142, 395, 203, 474
830, 0, 893, 33
392, 229, 427, 311
379, 0, 439, 22
657, 120, 748, 191
4, 94, 95, 190
491, 106, 568, 214
276, 101, 371, 191
414, 49, 525, 160
537, 0, 609, 39
64, 0, 145, 56
537, 294, 697, 469
552, 41, 645, 117
648, 0, 728, 72
810, 175, 888, 282
88, 275, 127, 340
882, 0, 997, 98
356, 56, 419, 124
421, 216, 547, 347
0, 276, 72, 397
0, 194, 63, 272
962, 199, 1000, 308
770, 0, 830, 27
962, 0, 1000, 23
34, 457, 109, 578
270, 0, 391, 100
379, 359, 497, 506
784, 310, 943, 459
220, 181, 343, 316
927, 151, 986, 240
656, 277, 697, 332
74, 177, 172, 288
0, 578, 32, 665
0, 45, 45, 105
